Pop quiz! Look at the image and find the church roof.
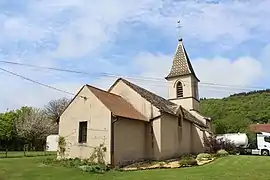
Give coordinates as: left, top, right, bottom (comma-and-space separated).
87, 85, 147, 121
119, 78, 179, 115
118, 78, 205, 127
165, 39, 199, 81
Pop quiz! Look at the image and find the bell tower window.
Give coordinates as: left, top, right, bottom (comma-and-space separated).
176, 81, 183, 98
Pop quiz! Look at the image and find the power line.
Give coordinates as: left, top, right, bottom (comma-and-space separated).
0, 67, 256, 101
0, 60, 268, 91
0, 60, 95, 75
0, 67, 75, 96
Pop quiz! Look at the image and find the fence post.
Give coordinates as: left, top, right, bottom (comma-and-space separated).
44, 145, 47, 156
5, 146, 8, 158
23, 145, 26, 157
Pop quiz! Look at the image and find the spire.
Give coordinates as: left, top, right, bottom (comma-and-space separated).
165, 39, 199, 81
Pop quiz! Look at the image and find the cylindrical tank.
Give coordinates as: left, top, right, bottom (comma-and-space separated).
216, 133, 249, 148
46, 135, 59, 151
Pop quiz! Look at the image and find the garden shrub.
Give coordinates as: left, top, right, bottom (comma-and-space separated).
89, 143, 107, 164
43, 143, 110, 174
43, 158, 110, 173
216, 149, 229, 157
179, 154, 198, 167
179, 158, 198, 167
196, 153, 212, 161
204, 135, 237, 154
79, 164, 109, 174
58, 136, 67, 158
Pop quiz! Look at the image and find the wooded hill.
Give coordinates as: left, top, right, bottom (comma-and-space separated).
200, 89, 270, 134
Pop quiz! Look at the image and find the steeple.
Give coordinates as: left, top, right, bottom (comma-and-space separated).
165, 39, 199, 82
166, 38, 200, 112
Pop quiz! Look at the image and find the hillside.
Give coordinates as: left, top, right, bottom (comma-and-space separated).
200, 89, 270, 134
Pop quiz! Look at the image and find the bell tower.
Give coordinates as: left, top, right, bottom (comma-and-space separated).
165, 38, 200, 112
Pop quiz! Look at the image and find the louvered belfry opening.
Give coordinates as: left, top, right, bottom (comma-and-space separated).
176, 81, 183, 98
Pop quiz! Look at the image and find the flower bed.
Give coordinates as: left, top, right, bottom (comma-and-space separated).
121, 153, 217, 171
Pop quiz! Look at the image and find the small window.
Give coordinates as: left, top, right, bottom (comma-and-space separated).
176, 81, 183, 98
78, 121, 88, 143
264, 136, 270, 143
178, 116, 182, 127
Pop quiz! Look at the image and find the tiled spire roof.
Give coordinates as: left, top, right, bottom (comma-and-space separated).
166, 39, 199, 81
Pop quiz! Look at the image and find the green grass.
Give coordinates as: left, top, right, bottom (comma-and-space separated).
1, 155, 270, 180
0, 151, 56, 158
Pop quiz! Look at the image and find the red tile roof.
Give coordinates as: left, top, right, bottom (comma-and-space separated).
87, 85, 147, 121
249, 124, 270, 133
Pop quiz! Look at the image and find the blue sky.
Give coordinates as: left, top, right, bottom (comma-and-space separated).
0, 0, 270, 112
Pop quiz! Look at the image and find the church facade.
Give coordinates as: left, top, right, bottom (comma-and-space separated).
58, 38, 212, 166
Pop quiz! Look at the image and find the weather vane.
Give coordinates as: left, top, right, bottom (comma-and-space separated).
177, 20, 183, 41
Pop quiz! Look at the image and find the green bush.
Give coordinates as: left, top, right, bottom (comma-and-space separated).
79, 164, 109, 174
196, 153, 212, 161
179, 154, 198, 167
216, 149, 229, 157
43, 158, 110, 174
179, 158, 198, 167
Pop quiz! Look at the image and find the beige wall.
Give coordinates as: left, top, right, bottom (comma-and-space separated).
151, 117, 161, 160
113, 117, 147, 166
158, 113, 194, 159
171, 98, 200, 111
179, 119, 193, 154
191, 125, 205, 153
59, 86, 111, 164
109, 80, 160, 119
160, 113, 179, 159
167, 76, 200, 112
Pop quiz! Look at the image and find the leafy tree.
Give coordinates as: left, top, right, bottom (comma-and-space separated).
0, 111, 18, 151
16, 107, 55, 150
201, 90, 270, 134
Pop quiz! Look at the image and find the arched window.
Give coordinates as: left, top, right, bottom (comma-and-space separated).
176, 81, 183, 98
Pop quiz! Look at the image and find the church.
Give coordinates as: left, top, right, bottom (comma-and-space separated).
58, 38, 212, 166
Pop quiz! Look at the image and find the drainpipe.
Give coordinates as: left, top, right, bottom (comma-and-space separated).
110, 114, 118, 168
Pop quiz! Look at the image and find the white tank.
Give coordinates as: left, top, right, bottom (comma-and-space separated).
46, 135, 59, 151
216, 133, 249, 148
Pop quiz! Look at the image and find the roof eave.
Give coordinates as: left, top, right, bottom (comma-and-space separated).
165, 73, 200, 82
114, 114, 148, 122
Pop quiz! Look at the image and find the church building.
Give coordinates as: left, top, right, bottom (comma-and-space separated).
58, 38, 212, 166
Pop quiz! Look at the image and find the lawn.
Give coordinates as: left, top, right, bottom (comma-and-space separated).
1, 155, 270, 180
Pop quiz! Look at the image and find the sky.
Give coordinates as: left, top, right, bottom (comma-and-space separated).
0, 0, 269, 112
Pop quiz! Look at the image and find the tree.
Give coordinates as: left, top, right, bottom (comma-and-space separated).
0, 111, 17, 150
44, 97, 70, 123
16, 107, 55, 150
201, 90, 270, 134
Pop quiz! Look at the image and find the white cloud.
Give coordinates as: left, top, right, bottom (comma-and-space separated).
193, 57, 263, 97
139, 0, 270, 45
0, 15, 45, 43
27, 0, 164, 59
3, 0, 269, 58
194, 57, 263, 86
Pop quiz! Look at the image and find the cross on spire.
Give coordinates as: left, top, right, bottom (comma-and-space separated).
177, 20, 183, 41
